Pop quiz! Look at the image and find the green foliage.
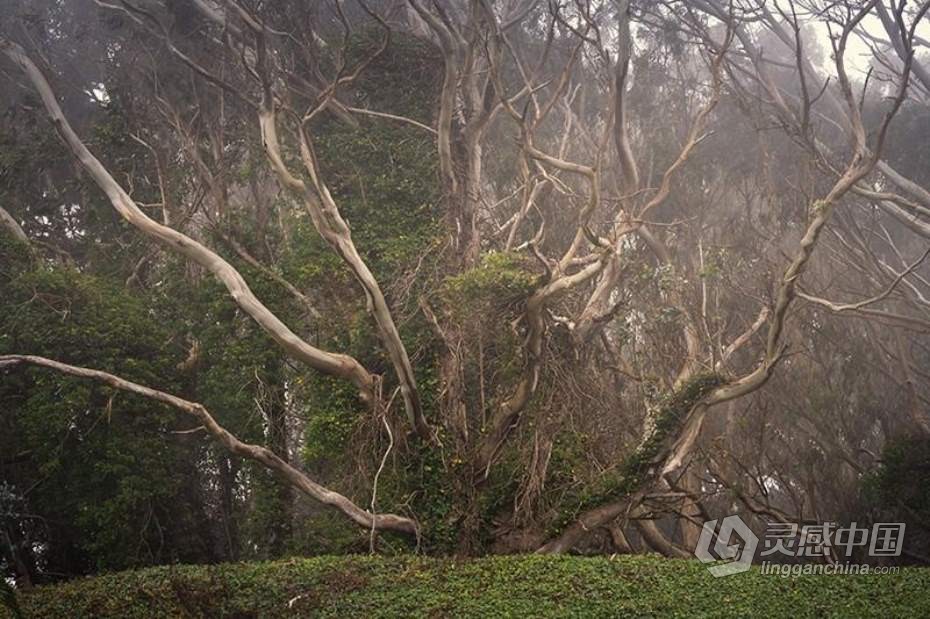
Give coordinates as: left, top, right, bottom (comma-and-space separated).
404, 441, 459, 553
864, 437, 930, 522
298, 375, 361, 464
346, 30, 441, 123
0, 116, 64, 199
0, 580, 23, 619
442, 251, 537, 315
0, 229, 32, 272
311, 121, 442, 282
301, 31, 443, 293
546, 430, 594, 489
698, 248, 729, 280
5, 554, 930, 618
0, 96, 154, 275
152, 255, 305, 560
628, 373, 727, 480
885, 102, 930, 187
0, 251, 213, 574
272, 30, 451, 556
283, 25, 445, 466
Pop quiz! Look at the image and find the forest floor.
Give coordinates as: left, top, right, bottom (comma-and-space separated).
4, 554, 929, 617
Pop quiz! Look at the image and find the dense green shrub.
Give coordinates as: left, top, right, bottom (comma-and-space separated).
3, 554, 928, 618
865, 437, 930, 520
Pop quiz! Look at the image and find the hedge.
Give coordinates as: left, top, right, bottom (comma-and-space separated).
4, 554, 928, 618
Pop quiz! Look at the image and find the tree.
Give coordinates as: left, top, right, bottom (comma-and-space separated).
1, 0, 929, 573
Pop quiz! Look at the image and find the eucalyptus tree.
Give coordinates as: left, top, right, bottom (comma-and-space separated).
1, 0, 928, 565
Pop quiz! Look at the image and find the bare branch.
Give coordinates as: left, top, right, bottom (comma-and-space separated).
1, 38, 377, 405
0, 354, 416, 534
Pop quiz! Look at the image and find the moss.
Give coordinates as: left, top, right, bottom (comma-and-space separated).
553, 373, 727, 532
5, 554, 929, 618
0, 228, 32, 269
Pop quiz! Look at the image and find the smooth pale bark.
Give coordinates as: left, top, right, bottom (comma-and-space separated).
541, 42, 900, 549
699, 0, 930, 210
0, 205, 27, 243
676, 471, 706, 552
543, 170, 878, 551
875, 1, 930, 94
407, 0, 459, 195
0, 39, 376, 406
258, 97, 428, 439
613, 0, 639, 191
217, 230, 322, 320
636, 518, 692, 559
574, 32, 727, 348
0, 354, 417, 534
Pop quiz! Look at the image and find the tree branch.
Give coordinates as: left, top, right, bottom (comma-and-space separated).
0, 354, 417, 534
0, 38, 377, 405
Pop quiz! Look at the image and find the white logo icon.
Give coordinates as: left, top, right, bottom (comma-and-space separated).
695, 515, 758, 577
